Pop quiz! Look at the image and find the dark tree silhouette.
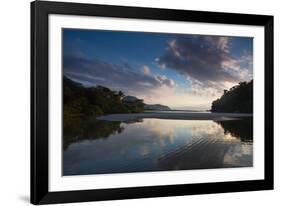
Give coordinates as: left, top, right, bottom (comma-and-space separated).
211, 80, 253, 113
63, 76, 144, 117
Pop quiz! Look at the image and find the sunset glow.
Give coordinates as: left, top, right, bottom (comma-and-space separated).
63, 29, 253, 110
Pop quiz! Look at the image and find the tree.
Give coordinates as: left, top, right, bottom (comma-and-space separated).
211, 80, 253, 113
63, 76, 145, 116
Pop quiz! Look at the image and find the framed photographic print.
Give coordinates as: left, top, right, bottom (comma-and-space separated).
31, 0, 274, 204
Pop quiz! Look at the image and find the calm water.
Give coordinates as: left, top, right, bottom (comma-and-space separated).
144, 110, 211, 113
63, 117, 253, 176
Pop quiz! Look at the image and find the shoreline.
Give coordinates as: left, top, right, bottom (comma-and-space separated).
96, 112, 253, 122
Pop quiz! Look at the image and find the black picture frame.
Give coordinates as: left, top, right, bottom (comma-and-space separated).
31, 0, 274, 204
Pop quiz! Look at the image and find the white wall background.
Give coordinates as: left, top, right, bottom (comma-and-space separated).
0, 0, 279, 205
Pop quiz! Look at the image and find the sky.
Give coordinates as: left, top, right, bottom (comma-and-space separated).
63, 29, 253, 110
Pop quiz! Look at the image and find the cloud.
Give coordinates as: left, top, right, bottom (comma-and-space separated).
155, 35, 253, 93
63, 54, 217, 109
155, 75, 175, 87
141, 65, 151, 75
63, 54, 175, 100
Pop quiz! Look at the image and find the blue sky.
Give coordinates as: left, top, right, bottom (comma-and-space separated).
63, 29, 253, 110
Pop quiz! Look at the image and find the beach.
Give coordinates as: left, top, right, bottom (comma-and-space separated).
96, 112, 252, 122
64, 115, 253, 175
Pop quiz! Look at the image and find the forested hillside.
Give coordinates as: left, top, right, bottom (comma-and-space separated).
63, 76, 144, 117
211, 80, 253, 113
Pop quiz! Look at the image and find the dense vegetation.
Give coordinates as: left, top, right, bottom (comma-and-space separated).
211, 80, 253, 113
63, 76, 145, 117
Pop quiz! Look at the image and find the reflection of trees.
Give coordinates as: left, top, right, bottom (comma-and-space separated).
215, 118, 253, 142
63, 117, 124, 150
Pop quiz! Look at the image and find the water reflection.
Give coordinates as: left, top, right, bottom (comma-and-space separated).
63, 117, 253, 176
215, 117, 253, 142
63, 117, 124, 150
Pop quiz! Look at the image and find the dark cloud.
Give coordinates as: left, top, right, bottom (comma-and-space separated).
155, 35, 250, 87
63, 54, 174, 95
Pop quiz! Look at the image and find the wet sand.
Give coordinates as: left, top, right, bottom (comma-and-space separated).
64, 116, 253, 175
158, 137, 252, 170
97, 112, 252, 122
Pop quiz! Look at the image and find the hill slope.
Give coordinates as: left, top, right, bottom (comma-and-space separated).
211, 80, 253, 113
144, 104, 171, 111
